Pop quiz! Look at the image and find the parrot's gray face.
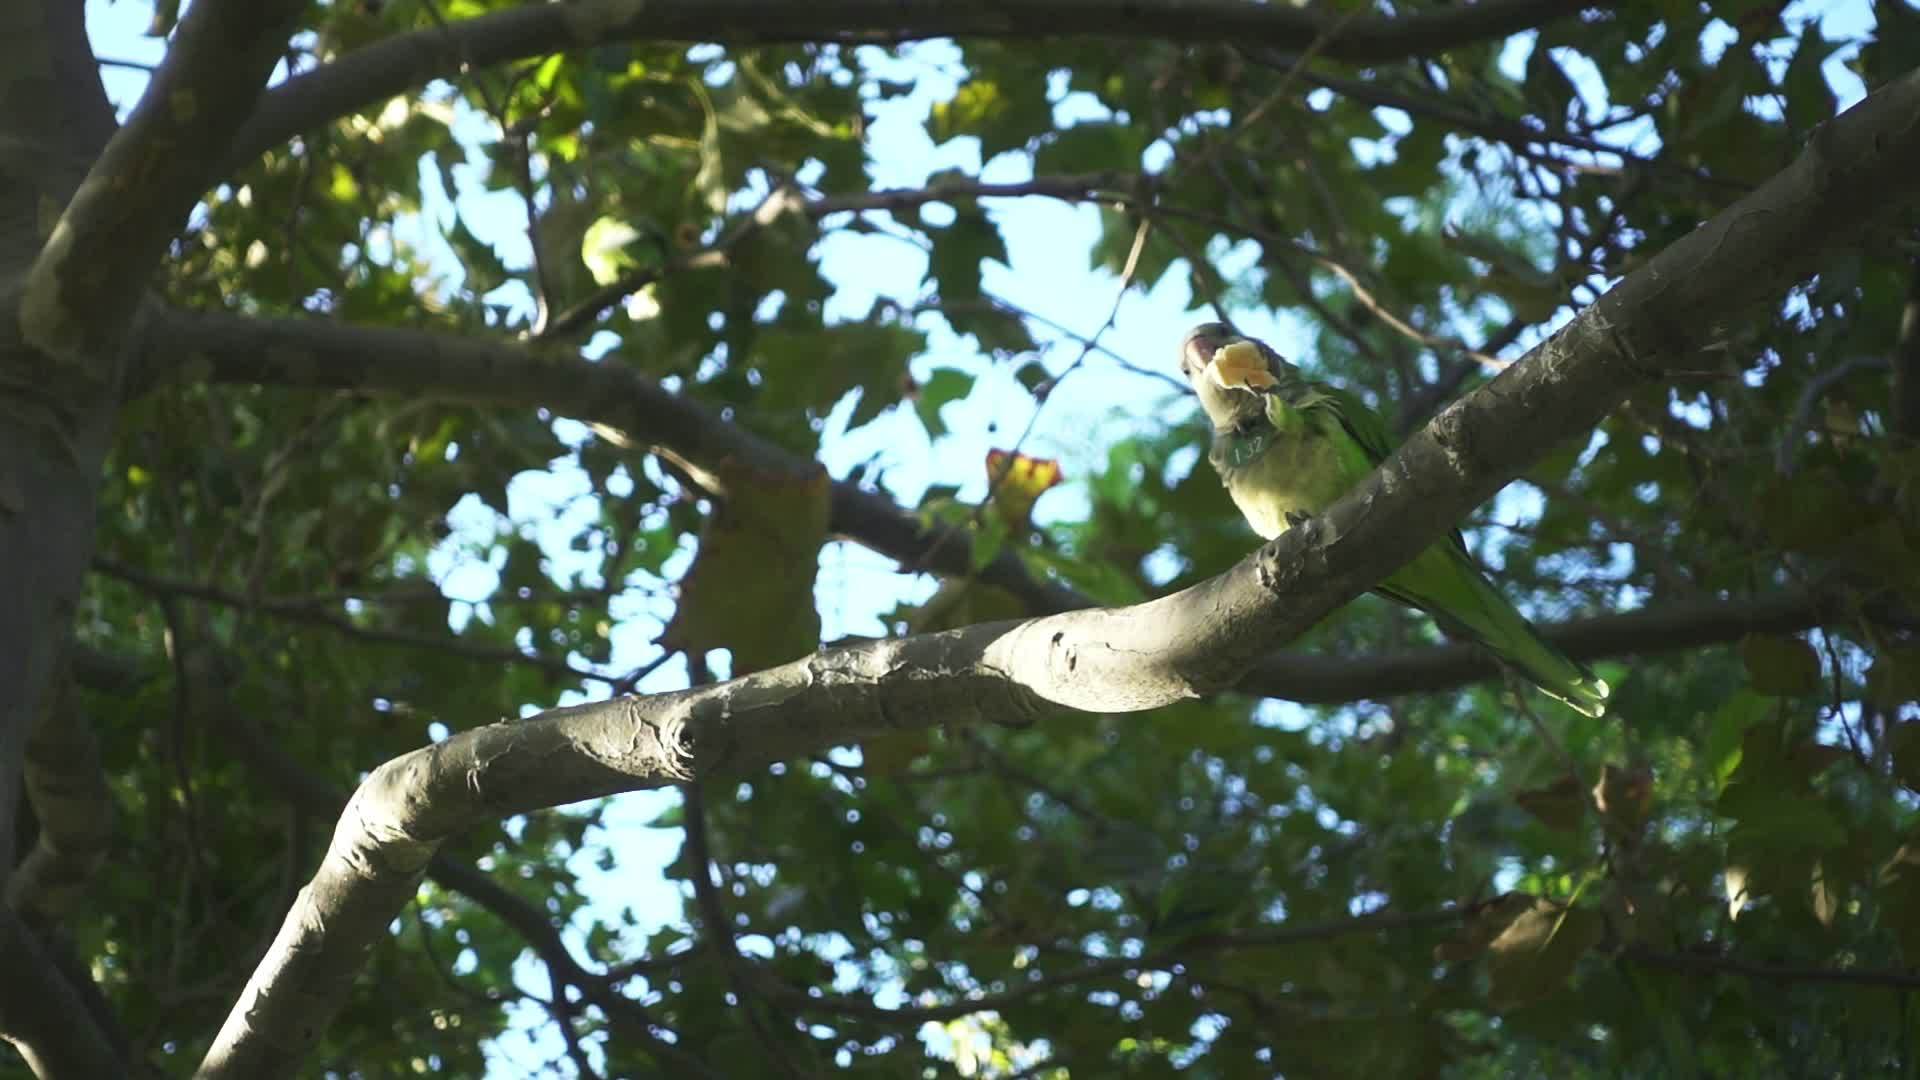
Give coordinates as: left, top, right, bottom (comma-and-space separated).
1179, 322, 1278, 432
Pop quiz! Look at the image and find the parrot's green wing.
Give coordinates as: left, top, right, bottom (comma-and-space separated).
1270, 380, 1472, 556
1267, 377, 1610, 719
1306, 382, 1393, 462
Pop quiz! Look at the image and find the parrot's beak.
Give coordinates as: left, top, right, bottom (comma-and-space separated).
1179, 322, 1237, 383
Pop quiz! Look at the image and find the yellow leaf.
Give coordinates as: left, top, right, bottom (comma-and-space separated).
985, 449, 1063, 529
662, 463, 829, 675
329, 163, 359, 202
1433, 893, 1533, 963
1485, 900, 1603, 1010
1514, 775, 1586, 833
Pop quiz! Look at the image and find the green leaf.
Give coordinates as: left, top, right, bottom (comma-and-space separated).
1740, 633, 1822, 697
1890, 722, 1920, 794
1868, 645, 1920, 714
1033, 122, 1145, 175
927, 207, 1008, 307
1758, 467, 1877, 554
913, 368, 975, 441
1719, 786, 1847, 852
1783, 22, 1840, 133
445, 214, 511, 296
1013, 360, 1050, 393
755, 320, 925, 428
1524, 46, 1580, 123
1704, 690, 1770, 787
968, 514, 1010, 573
929, 76, 1051, 160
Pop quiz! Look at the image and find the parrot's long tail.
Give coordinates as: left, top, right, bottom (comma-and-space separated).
1381, 547, 1611, 719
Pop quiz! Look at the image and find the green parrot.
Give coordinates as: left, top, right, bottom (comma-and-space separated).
1178, 322, 1610, 718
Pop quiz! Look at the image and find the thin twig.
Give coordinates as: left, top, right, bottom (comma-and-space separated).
609, 649, 678, 696
755, 906, 1470, 1025
906, 215, 1152, 577
540, 248, 729, 342
546, 958, 607, 1080
1395, 318, 1528, 434
1310, 253, 1509, 371
1508, 674, 1601, 822
682, 779, 811, 1079
96, 56, 160, 73
1005, 216, 1153, 438
1249, 51, 1746, 193
539, 182, 810, 341
419, 0, 560, 334
1182, 5, 1373, 178
1774, 355, 1889, 475
913, 294, 1187, 393
808, 173, 1130, 219
94, 556, 609, 685
154, 595, 210, 873
1624, 946, 1920, 991
963, 732, 1110, 834
410, 900, 510, 1009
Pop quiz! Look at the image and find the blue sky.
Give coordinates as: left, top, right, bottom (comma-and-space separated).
83, 1, 1877, 1074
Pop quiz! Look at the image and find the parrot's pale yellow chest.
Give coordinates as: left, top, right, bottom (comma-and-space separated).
1215, 419, 1357, 541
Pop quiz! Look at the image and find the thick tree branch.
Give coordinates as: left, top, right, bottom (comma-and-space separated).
0, 0, 121, 894
0, 11, 137, 1067
223, 0, 1599, 173
6, 666, 112, 925
132, 562, 708, 1068
186, 639, 723, 1078
196, 68, 1920, 1076
136, 303, 1084, 617
206, 551, 1362, 1074
72, 576, 1851, 704
140, 304, 1863, 705
0, 906, 124, 1078
0, 0, 116, 222
20, 0, 303, 365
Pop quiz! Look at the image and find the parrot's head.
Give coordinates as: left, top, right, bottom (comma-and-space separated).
1179, 322, 1284, 431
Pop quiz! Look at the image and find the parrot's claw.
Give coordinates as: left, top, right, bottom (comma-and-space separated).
1284, 511, 1312, 530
